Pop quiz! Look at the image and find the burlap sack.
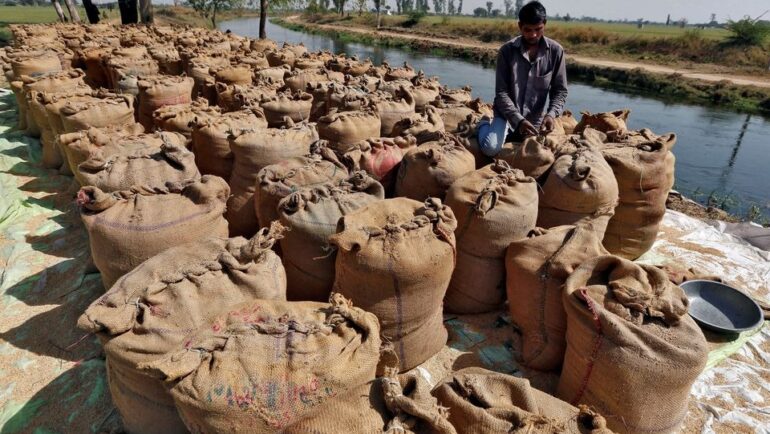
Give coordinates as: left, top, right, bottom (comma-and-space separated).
284, 69, 336, 93
227, 122, 319, 236
324, 84, 372, 114
538, 145, 619, 239
555, 110, 578, 134
574, 109, 630, 135
432, 100, 476, 133
558, 255, 709, 434
81, 46, 111, 88
190, 108, 267, 180
10, 81, 28, 131
331, 197, 457, 372
504, 135, 568, 179
149, 47, 184, 75
255, 141, 349, 230
153, 98, 221, 139
440, 86, 473, 104
395, 135, 476, 201
60, 94, 136, 133
317, 108, 382, 153
288, 367, 456, 434
294, 56, 326, 70
384, 62, 416, 82
376, 79, 414, 100
278, 172, 385, 301
250, 37, 278, 52
42, 91, 97, 140
433, 367, 612, 434
215, 81, 279, 112
444, 161, 538, 313
341, 136, 417, 195
141, 294, 380, 433
27, 89, 89, 170
254, 64, 291, 84
601, 130, 676, 259
104, 57, 160, 94
376, 87, 416, 137
505, 224, 609, 371
78, 175, 229, 289
77, 224, 287, 434
136, 76, 195, 129
60, 123, 146, 177
266, 48, 297, 67
260, 91, 313, 127
20, 69, 86, 138
77, 134, 199, 192
10, 50, 61, 79
392, 105, 445, 144
213, 65, 253, 86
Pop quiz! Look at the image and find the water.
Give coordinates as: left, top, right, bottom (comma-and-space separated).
221, 18, 770, 220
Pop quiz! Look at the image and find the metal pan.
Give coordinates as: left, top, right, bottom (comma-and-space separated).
680, 280, 764, 334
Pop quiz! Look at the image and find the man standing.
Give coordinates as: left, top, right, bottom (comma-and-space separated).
478, 1, 568, 156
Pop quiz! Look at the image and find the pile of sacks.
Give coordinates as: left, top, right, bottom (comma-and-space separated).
1, 23, 708, 434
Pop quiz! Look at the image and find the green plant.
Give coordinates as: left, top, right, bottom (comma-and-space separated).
725, 18, 770, 46
403, 10, 425, 27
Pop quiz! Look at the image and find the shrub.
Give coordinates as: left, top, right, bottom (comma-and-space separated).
726, 18, 770, 46
403, 10, 425, 27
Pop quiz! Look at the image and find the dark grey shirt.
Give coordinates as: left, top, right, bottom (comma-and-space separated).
493, 35, 568, 129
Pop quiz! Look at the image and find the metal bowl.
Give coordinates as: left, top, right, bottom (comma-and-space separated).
680, 280, 763, 334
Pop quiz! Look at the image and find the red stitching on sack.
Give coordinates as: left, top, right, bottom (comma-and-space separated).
571, 288, 603, 406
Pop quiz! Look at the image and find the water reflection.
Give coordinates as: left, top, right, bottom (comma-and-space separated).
221, 18, 770, 219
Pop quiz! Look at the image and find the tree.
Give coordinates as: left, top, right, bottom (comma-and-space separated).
457, 0, 461, 15
117, 0, 139, 24
485, 1, 491, 16
563, 13, 571, 22
190, 0, 242, 28
503, 0, 512, 17
63, 0, 81, 22
51, 0, 67, 22
514, 0, 522, 16
491, 8, 500, 17
355, 0, 366, 15
139, 0, 153, 23
373, 0, 382, 28
447, 0, 454, 15
333, 0, 347, 15
473, 6, 486, 17
82, 0, 101, 23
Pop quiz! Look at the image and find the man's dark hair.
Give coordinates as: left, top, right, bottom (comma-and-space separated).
518, 1, 547, 24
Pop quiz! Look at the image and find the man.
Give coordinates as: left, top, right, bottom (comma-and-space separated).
478, 1, 568, 156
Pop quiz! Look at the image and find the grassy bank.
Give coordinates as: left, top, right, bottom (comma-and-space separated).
307, 13, 770, 77
276, 18, 770, 116
0, 5, 260, 46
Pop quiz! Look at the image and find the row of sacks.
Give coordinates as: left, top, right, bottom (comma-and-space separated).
76, 217, 707, 434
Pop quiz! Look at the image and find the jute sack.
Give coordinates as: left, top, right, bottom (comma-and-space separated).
283, 42, 309, 57
505, 224, 609, 371
440, 86, 473, 104
190, 108, 267, 180
453, 116, 493, 170
212, 65, 253, 86
294, 56, 326, 71
342, 136, 418, 194
136, 76, 195, 130
266, 48, 297, 67
59, 94, 136, 133
104, 57, 160, 94
20, 69, 87, 138
227, 122, 319, 236
255, 140, 349, 231
287, 366, 457, 434
232, 51, 270, 69
555, 110, 578, 134
376, 79, 414, 100
254, 64, 291, 84
503, 135, 570, 179
250, 37, 278, 52
278, 172, 385, 301
78, 176, 230, 289
149, 47, 184, 75
77, 224, 287, 434
432, 367, 612, 434
141, 293, 380, 433
215, 80, 279, 112
60, 123, 146, 178
538, 145, 619, 239
391, 105, 445, 144
42, 90, 98, 139
574, 109, 630, 135
444, 161, 538, 314
81, 46, 112, 88
260, 91, 313, 127
284, 69, 335, 93
384, 62, 417, 82
431, 100, 476, 133
376, 86, 416, 137
324, 84, 372, 115
153, 98, 222, 139
601, 130, 676, 259
77, 134, 199, 192
28, 89, 90, 170
317, 108, 382, 153
9, 81, 28, 131
331, 198, 457, 372
10, 50, 61, 79
558, 255, 709, 434
395, 135, 476, 201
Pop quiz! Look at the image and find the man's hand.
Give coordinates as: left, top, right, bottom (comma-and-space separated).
539, 115, 555, 134
517, 119, 538, 137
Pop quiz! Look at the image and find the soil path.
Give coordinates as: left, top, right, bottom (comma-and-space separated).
284, 16, 770, 89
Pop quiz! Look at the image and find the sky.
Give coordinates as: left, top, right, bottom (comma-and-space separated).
439, 0, 769, 23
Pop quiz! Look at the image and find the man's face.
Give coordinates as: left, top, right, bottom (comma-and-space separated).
518, 21, 546, 46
